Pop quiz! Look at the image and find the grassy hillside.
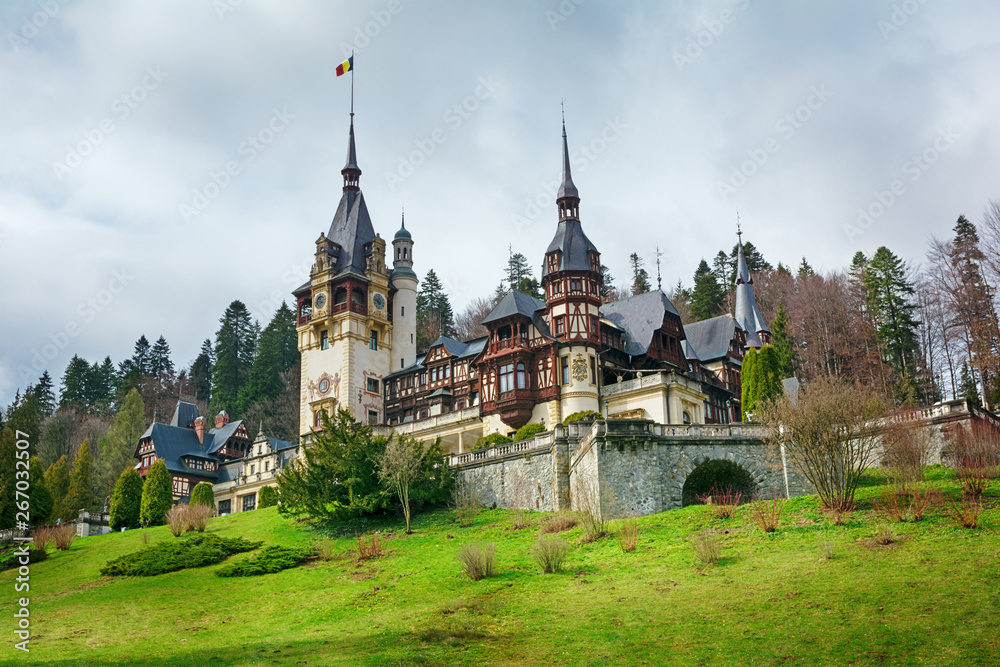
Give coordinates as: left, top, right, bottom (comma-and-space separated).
2, 467, 998, 666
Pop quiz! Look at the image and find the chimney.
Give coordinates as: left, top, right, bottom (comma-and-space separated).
215, 411, 230, 429
194, 416, 206, 444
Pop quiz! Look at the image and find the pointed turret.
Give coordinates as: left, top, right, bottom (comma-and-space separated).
544, 114, 598, 279
342, 114, 361, 191
324, 114, 375, 278
733, 236, 770, 348
556, 113, 580, 221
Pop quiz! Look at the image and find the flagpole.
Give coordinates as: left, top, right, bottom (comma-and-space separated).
350, 50, 355, 118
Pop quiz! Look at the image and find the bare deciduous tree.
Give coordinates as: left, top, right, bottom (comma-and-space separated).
377, 434, 425, 534
759, 374, 887, 510
453, 295, 502, 342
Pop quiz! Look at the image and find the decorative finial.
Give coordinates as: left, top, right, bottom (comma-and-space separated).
736, 209, 743, 245
655, 246, 663, 292
401, 205, 405, 228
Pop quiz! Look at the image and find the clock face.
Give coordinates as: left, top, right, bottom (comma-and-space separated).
314, 293, 327, 309
373, 293, 385, 310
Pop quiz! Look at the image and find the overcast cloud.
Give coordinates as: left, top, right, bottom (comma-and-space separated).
1, 0, 998, 405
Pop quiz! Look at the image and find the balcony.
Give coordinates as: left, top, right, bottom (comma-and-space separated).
331, 302, 367, 317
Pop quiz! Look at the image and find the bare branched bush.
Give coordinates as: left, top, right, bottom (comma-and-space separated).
873, 523, 896, 545
33, 526, 54, 552
945, 422, 1000, 495
696, 484, 743, 519
871, 488, 907, 523
165, 506, 186, 537
943, 492, 983, 529
314, 537, 336, 561
457, 542, 496, 581
823, 503, 855, 526
52, 524, 75, 551
907, 486, 938, 522
353, 532, 385, 566
759, 375, 887, 511
617, 517, 640, 553
748, 493, 786, 533
691, 528, 721, 565
532, 535, 569, 574
575, 480, 611, 543
509, 509, 531, 530
539, 513, 579, 534
881, 413, 933, 483
183, 503, 212, 533
451, 479, 484, 528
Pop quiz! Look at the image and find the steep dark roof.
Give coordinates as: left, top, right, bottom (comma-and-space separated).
683, 315, 737, 362
383, 336, 487, 380
327, 189, 376, 278
343, 120, 360, 173
204, 420, 245, 455
482, 291, 545, 324
600, 290, 681, 356
139, 423, 219, 481
734, 243, 769, 340
169, 401, 199, 429
557, 119, 579, 200
394, 220, 411, 240
542, 220, 598, 277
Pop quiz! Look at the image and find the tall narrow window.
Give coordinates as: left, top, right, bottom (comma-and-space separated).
401, 306, 405, 316
320, 330, 329, 350
561, 356, 569, 385
590, 356, 597, 385
555, 317, 565, 336
499, 363, 514, 394
516, 362, 527, 389
370, 330, 378, 350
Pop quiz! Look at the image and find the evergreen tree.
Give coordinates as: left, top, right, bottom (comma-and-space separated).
416, 269, 455, 350
43, 455, 70, 520
712, 251, 730, 287
3, 390, 42, 453
60, 355, 93, 409
630, 253, 651, 295
741, 349, 758, 421
863, 247, 921, 378
770, 303, 796, 377
149, 336, 176, 387
600, 264, 615, 299
92, 357, 119, 410
0, 430, 15, 530
28, 456, 54, 526
63, 439, 94, 519
189, 481, 215, 509
258, 485, 277, 508
33, 371, 56, 417
211, 301, 257, 416
139, 460, 173, 527
238, 303, 300, 414
96, 388, 146, 500
109, 468, 143, 530
725, 241, 771, 284
118, 335, 152, 395
189, 339, 214, 404
505, 249, 534, 291
959, 362, 980, 408
690, 259, 726, 321
741, 345, 783, 420
797, 257, 815, 278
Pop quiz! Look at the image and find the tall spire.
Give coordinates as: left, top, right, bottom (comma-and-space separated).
342, 114, 361, 191
557, 103, 580, 221
732, 222, 770, 347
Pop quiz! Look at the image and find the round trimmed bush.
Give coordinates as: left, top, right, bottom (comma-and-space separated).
190, 482, 215, 509
513, 423, 546, 442
562, 410, 597, 426
681, 459, 755, 507
258, 485, 278, 509
473, 433, 511, 450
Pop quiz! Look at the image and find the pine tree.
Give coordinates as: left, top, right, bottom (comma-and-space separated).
863, 247, 921, 378
211, 301, 256, 416
630, 253, 651, 295
258, 485, 278, 508
238, 303, 300, 414
96, 388, 146, 500
505, 249, 534, 292
92, 357, 119, 410
140, 460, 173, 527
959, 362, 980, 408
3, 390, 42, 453
600, 264, 615, 299
149, 336, 176, 388
725, 241, 771, 284
741, 345, 783, 420
690, 259, 725, 321
109, 468, 143, 530
44, 455, 70, 520
0, 430, 15, 530
189, 339, 214, 404
33, 371, 56, 417
416, 269, 455, 350
60, 355, 93, 409
712, 251, 730, 286
189, 481, 215, 509
63, 439, 94, 519
770, 303, 796, 377
118, 335, 152, 395
797, 257, 815, 278
28, 456, 54, 526
741, 348, 758, 421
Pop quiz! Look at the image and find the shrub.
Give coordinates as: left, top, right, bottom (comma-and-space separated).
100, 534, 262, 577
907, 486, 938, 522
944, 421, 1000, 483
509, 509, 531, 530
189, 482, 215, 509
110, 468, 143, 530
184, 504, 212, 533
33, 526, 54, 552
451, 480, 483, 528
52, 524, 75, 551
140, 531, 150, 545
258, 485, 278, 509
943, 492, 983, 529
532, 535, 569, 574
216, 545, 314, 577
0, 545, 48, 571
140, 460, 173, 527
473, 433, 511, 450
314, 537, 336, 561
353, 532, 385, 567
819, 541, 835, 560
691, 528, 721, 565
873, 524, 896, 545
871, 488, 907, 523
562, 410, 597, 426
165, 505, 186, 537
824, 503, 855, 526
695, 484, 744, 519
539, 513, 579, 534
748, 493, 786, 533
617, 517, 640, 553
575, 481, 610, 543
457, 542, 496, 581
881, 414, 933, 483
513, 423, 546, 442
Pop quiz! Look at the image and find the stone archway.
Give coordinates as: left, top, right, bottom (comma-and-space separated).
675, 453, 767, 507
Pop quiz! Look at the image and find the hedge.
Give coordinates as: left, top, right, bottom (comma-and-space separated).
513, 423, 546, 442
100, 534, 262, 577
473, 433, 511, 450
216, 545, 314, 577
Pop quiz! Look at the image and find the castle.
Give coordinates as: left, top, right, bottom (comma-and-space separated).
293, 111, 771, 452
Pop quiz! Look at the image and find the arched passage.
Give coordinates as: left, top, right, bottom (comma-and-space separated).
681, 459, 755, 506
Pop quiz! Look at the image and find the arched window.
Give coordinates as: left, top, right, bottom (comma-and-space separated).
516, 362, 527, 389
682, 411, 691, 425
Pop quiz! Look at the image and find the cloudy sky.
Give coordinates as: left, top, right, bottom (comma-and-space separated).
1, 0, 998, 405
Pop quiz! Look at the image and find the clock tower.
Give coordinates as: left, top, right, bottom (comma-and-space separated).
294, 113, 394, 434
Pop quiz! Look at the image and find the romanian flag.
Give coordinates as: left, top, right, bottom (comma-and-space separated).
336, 56, 353, 77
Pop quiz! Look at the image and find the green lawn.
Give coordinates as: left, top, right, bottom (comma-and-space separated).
2, 467, 998, 666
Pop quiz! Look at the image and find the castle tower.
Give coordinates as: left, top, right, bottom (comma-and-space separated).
733, 229, 771, 348
541, 115, 602, 417
294, 114, 393, 435
390, 213, 418, 372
